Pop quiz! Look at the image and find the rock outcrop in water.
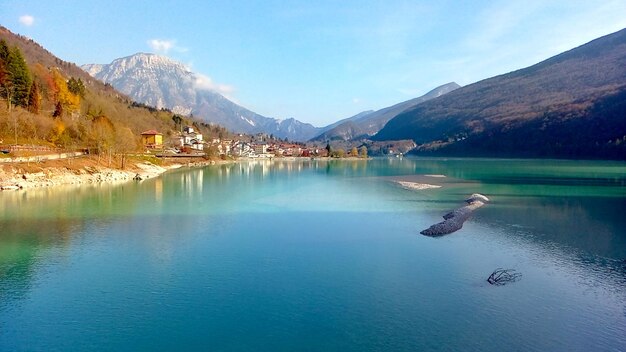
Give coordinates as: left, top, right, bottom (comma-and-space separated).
420, 193, 489, 236
395, 180, 442, 190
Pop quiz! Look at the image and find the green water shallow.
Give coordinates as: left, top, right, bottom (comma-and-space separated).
1, 157, 625, 351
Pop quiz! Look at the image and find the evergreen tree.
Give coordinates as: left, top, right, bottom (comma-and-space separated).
0, 40, 9, 62
52, 101, 63, 118
0, 40, 12, 107
28, 82, 41, 114
172, 114, 183, 130
6, 46, 32, 108
0, 59, 8, 102
67, 77, 85, 97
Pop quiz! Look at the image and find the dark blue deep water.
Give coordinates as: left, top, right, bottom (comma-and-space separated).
1, 158, 625, 351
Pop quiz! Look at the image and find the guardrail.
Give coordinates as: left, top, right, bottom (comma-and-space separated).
0, 151, 87, 163
2, 145, 61, 152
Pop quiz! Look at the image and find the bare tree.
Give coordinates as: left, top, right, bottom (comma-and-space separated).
114, 127, 138, 169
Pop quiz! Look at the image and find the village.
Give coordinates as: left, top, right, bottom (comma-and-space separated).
141, 126, 357, 159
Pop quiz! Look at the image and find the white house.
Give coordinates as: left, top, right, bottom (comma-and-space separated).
179, 126, 204, 151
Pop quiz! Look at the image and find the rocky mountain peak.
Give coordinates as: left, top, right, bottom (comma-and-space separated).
81, 53, 328, 140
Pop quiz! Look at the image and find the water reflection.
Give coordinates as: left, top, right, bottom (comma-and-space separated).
0, 182, 142, 220
474, 201, 626, 289
179, 168, 203, 199
0, 216, 89, 309
207, 159, 374, 179
0, 158, 624, 350
478, 196, 626, 258
154, 177, 163, 204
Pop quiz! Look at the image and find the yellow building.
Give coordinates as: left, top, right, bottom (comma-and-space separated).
141, 130, 163, 149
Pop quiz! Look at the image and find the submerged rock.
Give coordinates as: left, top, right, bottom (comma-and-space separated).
420, 194, 489, 236
466, 193, 490, 203
395, 181, 442, 190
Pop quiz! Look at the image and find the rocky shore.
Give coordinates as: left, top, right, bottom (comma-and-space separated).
0, 155, 239, 191
0, 159, 178, 191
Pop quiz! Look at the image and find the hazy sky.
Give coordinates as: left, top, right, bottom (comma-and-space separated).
2, 0, 626, 126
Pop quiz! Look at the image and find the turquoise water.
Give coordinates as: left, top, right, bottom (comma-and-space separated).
1, 158, 625, 351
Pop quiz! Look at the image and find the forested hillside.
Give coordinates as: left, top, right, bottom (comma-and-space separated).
374, 28, 626, 160
0, 26, 229, 156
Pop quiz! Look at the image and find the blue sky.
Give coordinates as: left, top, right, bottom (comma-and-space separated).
2, 1, 626, 126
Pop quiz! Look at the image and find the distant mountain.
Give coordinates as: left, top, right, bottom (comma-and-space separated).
374, 28, 626, 160
323, 110, 375, 131
82, 53, 320, 141
311, 82, 460, 141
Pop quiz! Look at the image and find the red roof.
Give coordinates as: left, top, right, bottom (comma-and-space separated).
141, 129, 162, 135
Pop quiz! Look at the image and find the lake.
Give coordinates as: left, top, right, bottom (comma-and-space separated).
1, 158, 625, 351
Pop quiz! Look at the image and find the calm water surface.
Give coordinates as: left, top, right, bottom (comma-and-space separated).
1, 158, 625, 351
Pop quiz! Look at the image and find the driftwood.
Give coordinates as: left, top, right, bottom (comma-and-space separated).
420, 193, 490, 236
487, 268, 522, 285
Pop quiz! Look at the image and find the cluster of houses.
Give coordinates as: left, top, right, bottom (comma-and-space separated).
140, 127, 321, 158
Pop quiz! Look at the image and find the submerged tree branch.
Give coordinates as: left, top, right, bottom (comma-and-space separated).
487, 268, 522, 285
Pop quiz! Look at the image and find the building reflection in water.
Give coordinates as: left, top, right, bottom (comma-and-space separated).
213, 159, 327, 180
178, 169, 204, 199
154, 177, 163, 204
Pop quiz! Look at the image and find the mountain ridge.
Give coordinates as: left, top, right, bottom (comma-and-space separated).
311, 82, 460, 141
82, 53, 323, 141
373, 28, 626, 159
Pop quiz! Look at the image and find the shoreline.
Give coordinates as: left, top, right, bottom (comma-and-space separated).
0, 160, 170, 191
0, 157, 234, 191
0, 155, 371, 192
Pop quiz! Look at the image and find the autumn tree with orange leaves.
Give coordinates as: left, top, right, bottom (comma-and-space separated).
51, 69, 80, 115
